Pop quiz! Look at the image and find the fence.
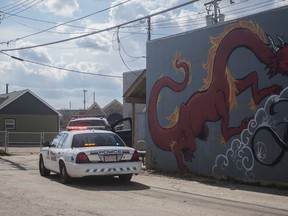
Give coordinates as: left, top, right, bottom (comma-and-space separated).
0, 131, 58, 154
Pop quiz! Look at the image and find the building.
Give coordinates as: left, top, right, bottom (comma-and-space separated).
0, 89, 61, 145
146, 6, 288, 185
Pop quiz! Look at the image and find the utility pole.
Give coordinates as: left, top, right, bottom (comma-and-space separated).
204, 0, 221, 24
213, 0, 218, 23
5, 83, 9, 94
204, 0, 234, 26
147, 17, 151, 41
83, 89, 87, 110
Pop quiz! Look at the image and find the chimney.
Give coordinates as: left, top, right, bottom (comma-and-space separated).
6, 84, 9, 94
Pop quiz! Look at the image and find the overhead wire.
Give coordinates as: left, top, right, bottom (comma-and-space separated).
0, 0, 201, 52
1, 0, 285, 43
0, 0, 38, 23
0, 51, 123, 78
148, 0, 284, 31
9, 18, 94, 35
0, 0, 31, 12
222, 0, 280, 18
1, 0, 284, 75
3, 11, 150, 41
1, 0, 44, 20
1, 0, 215, 46
115, 27, 132, 72
113, 27, 144, 76
0, 0, 26, 9
0, 0, 132, 45
2, 0, 287, 108
0, 0, 133, 78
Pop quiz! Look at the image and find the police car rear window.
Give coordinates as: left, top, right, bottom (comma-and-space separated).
72, 133, 125, 148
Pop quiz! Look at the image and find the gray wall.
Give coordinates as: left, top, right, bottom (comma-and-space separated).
146, 6, 288, 185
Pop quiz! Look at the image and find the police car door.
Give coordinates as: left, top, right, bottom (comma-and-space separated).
51, 133, 69, 172
45, 133, 62, 171
111, 117, 132, 147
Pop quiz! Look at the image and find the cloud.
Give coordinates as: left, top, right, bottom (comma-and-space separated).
75, 33, 111, 52
16, 41, 52, 64
109, 0, 179, 24
43, 0, 79, 17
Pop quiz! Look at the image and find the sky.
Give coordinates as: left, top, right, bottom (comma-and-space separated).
0, 0, 287, 110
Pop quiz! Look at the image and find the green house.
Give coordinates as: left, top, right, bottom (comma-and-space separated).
0, 89, 61, 145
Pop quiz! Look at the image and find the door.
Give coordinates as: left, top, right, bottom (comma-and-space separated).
111, 117, 132, 147
44, 133, 62, 171
45, 132, 68, 172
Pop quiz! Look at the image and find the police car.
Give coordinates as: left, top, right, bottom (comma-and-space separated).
39, 130, 142, 184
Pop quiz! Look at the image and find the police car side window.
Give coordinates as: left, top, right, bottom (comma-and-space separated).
56, 133, 68, 148
51, 133, 62, 147
61, 134, 71, 149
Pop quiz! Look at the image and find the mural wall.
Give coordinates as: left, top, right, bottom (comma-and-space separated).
146, 6, 288, 184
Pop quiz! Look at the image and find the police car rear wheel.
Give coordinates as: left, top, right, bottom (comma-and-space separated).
59, 161, 71, 184
119, 174, 132, 182
39, 155, 50, 176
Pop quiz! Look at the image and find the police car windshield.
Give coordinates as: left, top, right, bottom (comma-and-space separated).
72, 133, 125, 148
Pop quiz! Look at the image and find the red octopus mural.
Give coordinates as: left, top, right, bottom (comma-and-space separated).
148, 20, 288, 172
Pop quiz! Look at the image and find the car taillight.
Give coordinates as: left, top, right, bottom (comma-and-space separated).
131, 150, 140, 161
76, 152, 90, 163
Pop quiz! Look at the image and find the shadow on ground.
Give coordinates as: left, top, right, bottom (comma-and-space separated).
44, 174, 150, 191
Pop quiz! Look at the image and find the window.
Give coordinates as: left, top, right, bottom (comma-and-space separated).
51, 133, 62, 147
5, 119, 15, 130
56, 133, 69, 148
72, 133, 125, 148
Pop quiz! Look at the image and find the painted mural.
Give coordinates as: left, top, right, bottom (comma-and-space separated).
213, 87, 288, 180
147, 20, 288, 179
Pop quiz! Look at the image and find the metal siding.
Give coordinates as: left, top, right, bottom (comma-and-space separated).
0, 115, 59, 132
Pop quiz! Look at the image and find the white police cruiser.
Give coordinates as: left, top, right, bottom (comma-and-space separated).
39, 130, 141, 184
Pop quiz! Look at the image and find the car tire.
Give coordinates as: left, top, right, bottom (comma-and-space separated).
118, 174, 133, 182
59, 161, 71, 184
39, 155, 50, 177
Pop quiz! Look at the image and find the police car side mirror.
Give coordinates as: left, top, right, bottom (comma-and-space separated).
42, 141, 51, 147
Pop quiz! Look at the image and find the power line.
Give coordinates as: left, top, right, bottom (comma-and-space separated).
5, 0, 280, 71
1, 0, 200, 52
0, 0, 26, 10
0, 51, 123, 78
1, 0, 44, 20
1, 0, 32, 12
223, 0, 278, 17
0, 0, 131, 44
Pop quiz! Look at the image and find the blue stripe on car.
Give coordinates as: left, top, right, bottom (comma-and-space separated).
85, 167, 138, 173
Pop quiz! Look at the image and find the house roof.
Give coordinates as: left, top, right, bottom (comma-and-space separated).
0, 89, 62, 117
86, 102, 106, 116
103, 99, 122, 110
103, 99, 123, 116
0, 90, 25, 109
123, 69, 146, 104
